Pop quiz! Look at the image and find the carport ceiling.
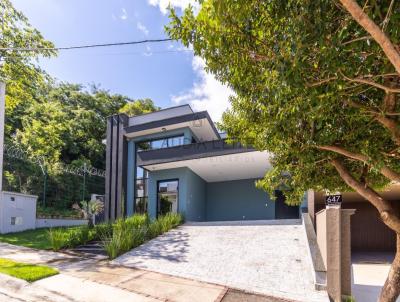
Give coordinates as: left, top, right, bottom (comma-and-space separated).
143, 151, 271, 182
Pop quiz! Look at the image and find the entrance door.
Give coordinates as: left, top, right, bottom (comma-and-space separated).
274, 190, 299, 219
157, 180, 179, 217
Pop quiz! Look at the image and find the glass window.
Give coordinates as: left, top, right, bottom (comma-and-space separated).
157, 180, 179, 216
150, 138, 168, 149
137, 135, 186, 151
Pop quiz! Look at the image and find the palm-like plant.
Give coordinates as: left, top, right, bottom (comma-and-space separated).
72, 200, 104, 228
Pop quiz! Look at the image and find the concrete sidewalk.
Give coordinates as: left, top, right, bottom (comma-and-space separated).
0, 242, 292, 302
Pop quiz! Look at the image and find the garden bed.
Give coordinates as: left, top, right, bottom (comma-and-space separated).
36, 206, 82, 219
0, 214, 183, 259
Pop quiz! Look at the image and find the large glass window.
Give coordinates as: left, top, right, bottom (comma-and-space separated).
148, 135, 185, 150
133, 135, 185, 214
135, 143, 149, 214
157, 180, 179, 216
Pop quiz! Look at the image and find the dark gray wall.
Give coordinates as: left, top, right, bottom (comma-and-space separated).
147, 167, 206, 221
206, 179, 275, 221
186, 169, 206, 221
105, 114, 128, 221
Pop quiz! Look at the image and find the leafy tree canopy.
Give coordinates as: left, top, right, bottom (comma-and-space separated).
119, 98, 160, 116
1, 1, 159, 169
167, 0, 400, 204
168, 2, 400, 299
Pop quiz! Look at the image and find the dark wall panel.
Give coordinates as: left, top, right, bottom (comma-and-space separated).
104, 114, 128, 221
315, 201, 399, 252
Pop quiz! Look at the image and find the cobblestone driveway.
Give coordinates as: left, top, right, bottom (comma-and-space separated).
113, 220, 329, 302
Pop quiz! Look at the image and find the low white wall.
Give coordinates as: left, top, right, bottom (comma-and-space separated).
35, 218, 88, 228
0, 191, 37, 234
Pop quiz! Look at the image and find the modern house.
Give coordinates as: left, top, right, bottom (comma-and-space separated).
104, 104, 299, 222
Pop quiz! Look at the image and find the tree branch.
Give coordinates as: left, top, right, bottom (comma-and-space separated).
307, 77, 338, 87
331, 158, 400, 233
338, 0, 400, 74
381, 0, 395, 32
374, 115, 400, 146
346, 100, 400, 146
341, 35, 371, 46
318, 145, 400, 183
341, 73, 400, 93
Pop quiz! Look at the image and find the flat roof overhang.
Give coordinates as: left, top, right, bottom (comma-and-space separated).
137, 140, 271, 182
124, 111, 220, 142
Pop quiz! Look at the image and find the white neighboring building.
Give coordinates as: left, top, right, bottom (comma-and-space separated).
0, 191, 37, 234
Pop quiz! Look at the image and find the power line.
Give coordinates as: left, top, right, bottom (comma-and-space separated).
0, 38, 174, 52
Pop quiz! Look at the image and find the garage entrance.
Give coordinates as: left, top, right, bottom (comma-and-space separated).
274, 190, 300, 219
343, 201, 398, 252
312, 190, 399, 252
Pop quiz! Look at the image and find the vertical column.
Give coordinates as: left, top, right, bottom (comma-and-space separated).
341, 209, 355, 296
0, 82, 5, 234
326, 206, 342, 301
307, 190, 316, 226
0, 82, 5, 192
110, 116, 119, 219
104, 114, 128, 221
116, 114, 127, 218
126, 140, 135, 216
104, 116, 113, 222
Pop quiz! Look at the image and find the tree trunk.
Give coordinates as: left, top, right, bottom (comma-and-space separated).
379, 234, 400, 302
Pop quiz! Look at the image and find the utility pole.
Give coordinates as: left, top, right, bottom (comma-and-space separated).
0, 81, 5, 192
0, 0, 6, 193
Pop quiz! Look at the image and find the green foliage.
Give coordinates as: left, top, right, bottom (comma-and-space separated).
0, 258, 58, 282
167, 0, 400, 204
37, 206, 82, 219
66, 226, 90, 248
47, 228, 67, 251
0, 228, 53, 250
92, 223, 113, 241
119, 98, 159, 117
125, 214, 150, 229
72, 200, 105, 224
1, 1, 159, 213
47, 226, 91, 251
0, 214, 182, 258
103, 213, 183, 259
342, 296, 356, 302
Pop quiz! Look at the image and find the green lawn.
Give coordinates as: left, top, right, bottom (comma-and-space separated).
0, 258, 58, 282
0, 227, 83, 250
0, 228, 52, 250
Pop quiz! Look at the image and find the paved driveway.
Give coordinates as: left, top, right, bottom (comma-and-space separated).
352, 252, 400, 302
113, 220, 329, 302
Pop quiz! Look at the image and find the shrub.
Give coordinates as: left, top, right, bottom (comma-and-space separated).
47, 228, 68, 251
103, 219, 136, 259
125, 214, 149, 229
91, 223, 113, 241
103, 213, 183, 260
66, 226, 89, 248
47, 225, 94, 251
146, 220, 162, 239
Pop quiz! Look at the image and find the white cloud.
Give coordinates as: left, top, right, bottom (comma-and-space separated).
148, 0, 200, 15
171, 56, 233, 122
143, 45, 153, 57
137, 21, 149, 35
120, 8, 128, 20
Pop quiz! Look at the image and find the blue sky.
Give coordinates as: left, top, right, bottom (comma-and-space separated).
10, 0, 232, 121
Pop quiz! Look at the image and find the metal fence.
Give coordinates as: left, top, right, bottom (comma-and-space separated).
2, 143, 105, 211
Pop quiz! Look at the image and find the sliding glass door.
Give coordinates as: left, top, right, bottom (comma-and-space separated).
157, 180, 179, 217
